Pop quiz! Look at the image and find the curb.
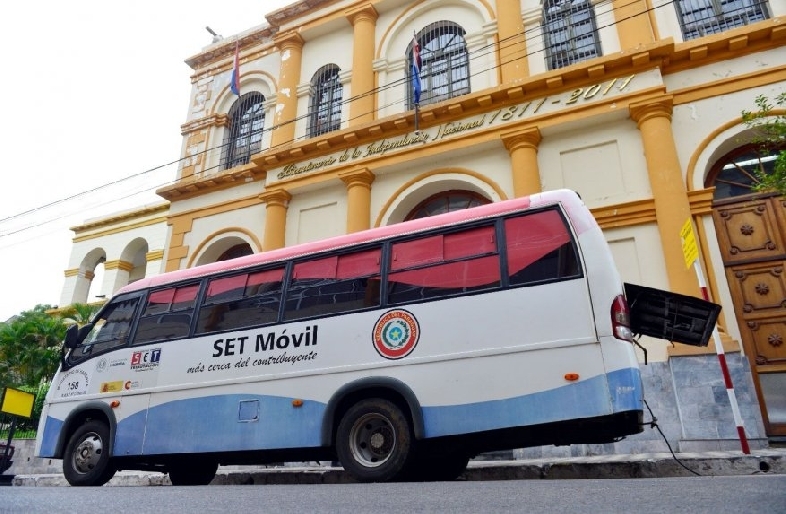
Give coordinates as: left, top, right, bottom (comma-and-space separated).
11, 451, 786, 487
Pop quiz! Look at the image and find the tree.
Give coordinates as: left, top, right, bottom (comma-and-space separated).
0, 305, 65, 389
59, 302, 100, 327
741, 93, 786, 196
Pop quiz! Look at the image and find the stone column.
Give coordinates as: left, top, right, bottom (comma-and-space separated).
501, 127, 542, 197
346, 4, 378, 126
270, 32, 304, 148
259, 189, 292, 251
494, 0, 528, 83
612, 0, 655, 50
630, 96, 700, 297
61, 268, 92, 306
102, 260, 134, 295
339, 168, 376, 233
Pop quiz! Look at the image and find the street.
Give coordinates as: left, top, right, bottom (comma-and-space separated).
3, 475, 785, 514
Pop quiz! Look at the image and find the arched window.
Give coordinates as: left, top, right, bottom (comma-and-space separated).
309, 64, 342, 137
217, 243, 253, 261
543, 0, 601, 70
222, 92, 265, 170
407, 22, 470, 109
706, 143, 784, 201
675, 0, 769, 41
405, 190, 490, 221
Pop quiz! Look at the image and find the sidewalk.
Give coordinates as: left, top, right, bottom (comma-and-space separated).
10, 448, 786, 486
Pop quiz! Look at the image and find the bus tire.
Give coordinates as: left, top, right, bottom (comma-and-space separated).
63, 420, 116, 487
336, 398, 413, 482
168, 459, 218, 486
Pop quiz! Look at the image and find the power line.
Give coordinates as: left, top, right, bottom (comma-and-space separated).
2, 0, 685, 241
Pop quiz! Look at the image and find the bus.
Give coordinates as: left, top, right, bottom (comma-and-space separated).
36, 189, 648, 486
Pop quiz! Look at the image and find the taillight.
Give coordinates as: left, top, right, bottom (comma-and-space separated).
611, 294, 633, 341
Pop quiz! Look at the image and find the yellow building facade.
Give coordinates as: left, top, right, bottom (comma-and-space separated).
63, 0, 786, 454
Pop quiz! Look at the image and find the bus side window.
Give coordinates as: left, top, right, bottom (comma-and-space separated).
134, 285, 199, 345
505, 209, 581, 286
195, 267, 284, 334
67, 297, 140, 364
387, 225, 500, 305
283, 248, 381, 321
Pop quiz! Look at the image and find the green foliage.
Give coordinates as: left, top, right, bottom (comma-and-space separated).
741, 93, 786, 195
0, 303, 98, 391
0, 303, 94, 437
0, 305, 65, 390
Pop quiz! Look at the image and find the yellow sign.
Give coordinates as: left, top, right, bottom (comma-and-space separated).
680, 218, 699, 268
1, 387, 35, 418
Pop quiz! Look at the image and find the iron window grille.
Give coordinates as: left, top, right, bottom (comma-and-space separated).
407, 21, 470, 110
675, 0, 770, 41
543, 0, 601, 71
309, 64, 343, 137
221, 92, 265, 170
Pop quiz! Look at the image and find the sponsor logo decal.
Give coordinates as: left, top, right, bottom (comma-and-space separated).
99, 381, 124, 393
109, 358, 127, 368
96, 358, 107, 373
56, 369, 89, 397
372, 309, 420, 360
124, 380, 140, 391
131, 348, 162, 372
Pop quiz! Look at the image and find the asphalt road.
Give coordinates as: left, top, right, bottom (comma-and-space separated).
3, 475, 785, 514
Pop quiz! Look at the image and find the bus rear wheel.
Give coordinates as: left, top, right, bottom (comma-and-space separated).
168, 459, 218, 486
63, 420, 116, 487
336, 398, 414, 482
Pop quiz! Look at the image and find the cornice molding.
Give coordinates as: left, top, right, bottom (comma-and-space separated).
70, 203, 170, 234
591, 198, 657, 229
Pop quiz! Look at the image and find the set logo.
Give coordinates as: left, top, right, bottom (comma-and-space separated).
372, 309, 420, 360
130, 348, 162, 371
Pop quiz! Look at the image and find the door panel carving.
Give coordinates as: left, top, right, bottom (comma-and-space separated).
713, 196, 786, 436
726, 262, 786, 314
712, 198, 786, 263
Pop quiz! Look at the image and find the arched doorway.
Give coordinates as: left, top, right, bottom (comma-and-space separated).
707, 143, 786, 437
404, 190, 490, 220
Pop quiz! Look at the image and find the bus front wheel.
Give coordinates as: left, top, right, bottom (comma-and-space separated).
336, 398, 414, 482
63, 420, 116, 487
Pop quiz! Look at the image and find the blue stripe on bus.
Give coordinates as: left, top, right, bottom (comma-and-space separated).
421, 367, 642, 438
38, 417, 64, 457
122, 395, 325, 455
43, 368, 641, 457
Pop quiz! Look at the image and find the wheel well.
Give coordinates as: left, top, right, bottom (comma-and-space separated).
322, 380, 425, 447
56, 404, 115, 459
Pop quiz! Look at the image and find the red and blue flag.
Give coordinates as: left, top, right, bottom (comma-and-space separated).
412, 34, 422, 105
230, 41, 241, 96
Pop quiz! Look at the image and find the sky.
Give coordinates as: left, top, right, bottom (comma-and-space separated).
0, 0, 293, 321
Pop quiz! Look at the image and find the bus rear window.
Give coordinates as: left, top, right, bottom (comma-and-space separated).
504, 209, 581, 286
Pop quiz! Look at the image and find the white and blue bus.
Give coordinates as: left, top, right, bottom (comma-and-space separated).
37, 189, 650, 485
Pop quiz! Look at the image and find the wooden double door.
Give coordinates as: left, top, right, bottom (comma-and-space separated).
712, 193, 786, 436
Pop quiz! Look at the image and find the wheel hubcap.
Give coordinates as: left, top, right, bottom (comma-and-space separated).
72, 432, 104, 475
349, 413, 395, 468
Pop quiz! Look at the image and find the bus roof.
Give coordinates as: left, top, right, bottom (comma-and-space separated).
116, 189, 593, 295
